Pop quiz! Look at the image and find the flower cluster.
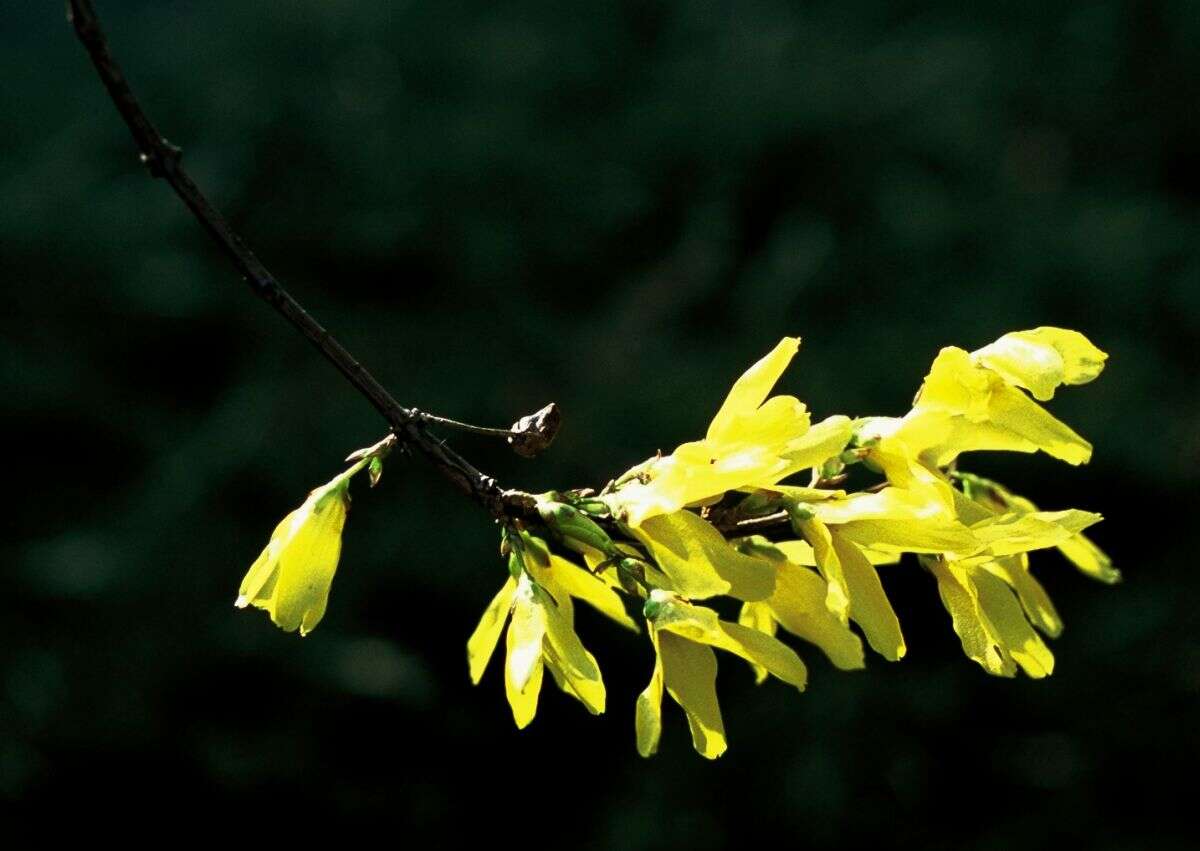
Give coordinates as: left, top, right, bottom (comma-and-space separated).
237, 327, 1115, 759
464, 328, 1113, 757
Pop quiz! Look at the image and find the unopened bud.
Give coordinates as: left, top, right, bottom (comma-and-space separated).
537, 499, 615, 555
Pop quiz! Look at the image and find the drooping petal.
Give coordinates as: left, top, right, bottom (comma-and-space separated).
972, 569, 1055, 678
466, 576, 518, 684
236, 508, 300, 607
544, 648, 605, 715
958, 475, 1118, 584
659, 631, 726, 759
270, 487, 349, 635
984, 383, 1093, 465
504, 623, 544, 729
707, 337, 801, 444
736, 538, 864, 671
830, 533, 905, 661
908, 347, 1094, 466
790, 515, 850, 621
632, 510, 775, 601
654, 596, 807, 689
545, 554, 639, 631
505, 577, 547, 693
983, 555, 1063, 638
541, 591, 606, 712
736, 603, 776, 683
1057, 532, 1121, 584
635, 629, 666, 757
928, 558, 1016, 677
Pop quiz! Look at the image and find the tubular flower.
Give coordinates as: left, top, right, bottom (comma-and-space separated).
235, 461, 365, 635
605, 338, 854, 525
466, 535, 610, 729
861, 326, 1107, 468
635, 590, 807, 759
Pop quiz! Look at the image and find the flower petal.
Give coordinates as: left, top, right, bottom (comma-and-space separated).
632, 510, 775, 601
736, 603, 776, 683
635, 629, 665, 757
1057, 532, 1120, 584
972, 327, 1107, 401
790, 515, 850, 622
655, 597, 807, 689
972, 569, 1055, 678
541, 591, 606, 712
271, 489, 348, 635
504, 624, 544, 729
466, 576, 518, 684
706, 337, 801, 444
830, 533, 905, 661
547, 554, 638, 631
983, 555, 1063, 638
659, 631, 727, 759
505, 578, 547, 693
236, 508, 299, 607
928, 558, 1015, 677
969, 509, 1102, 557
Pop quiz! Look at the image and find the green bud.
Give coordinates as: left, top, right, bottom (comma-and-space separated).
368, 456, 384, 487
572, 498, 612, 518
642, 598, 663, 621
507, 549, 524, 580
537, 499, 615, 555
820, 457, 845, 479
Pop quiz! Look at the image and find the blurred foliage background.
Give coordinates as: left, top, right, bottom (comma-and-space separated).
2, 0, 1197, 844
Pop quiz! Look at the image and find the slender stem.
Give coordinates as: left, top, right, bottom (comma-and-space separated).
66, 0, 539, 521
414, 413, 512, 439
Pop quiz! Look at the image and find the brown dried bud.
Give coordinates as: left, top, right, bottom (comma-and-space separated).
507, 403, 561, 458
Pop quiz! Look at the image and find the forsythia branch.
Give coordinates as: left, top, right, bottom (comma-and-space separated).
69, 2, 1120, 760
66, 0, 545, 522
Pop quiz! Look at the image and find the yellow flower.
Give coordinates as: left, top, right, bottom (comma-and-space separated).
734, 537, 866, 675
635, 590, 807, 759
926, 555, 1057, 678
607, 338, 853, 525
957, 471, 1119, 584
236, 462, 363, 636
865, 327, 1107, 468
466, 535, 611, 728
627, 508, 776, 602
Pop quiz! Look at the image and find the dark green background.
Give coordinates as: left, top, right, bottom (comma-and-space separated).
3, 1, 1197, 845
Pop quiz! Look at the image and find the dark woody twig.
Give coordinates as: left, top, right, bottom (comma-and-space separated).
66, 0, 542, 522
